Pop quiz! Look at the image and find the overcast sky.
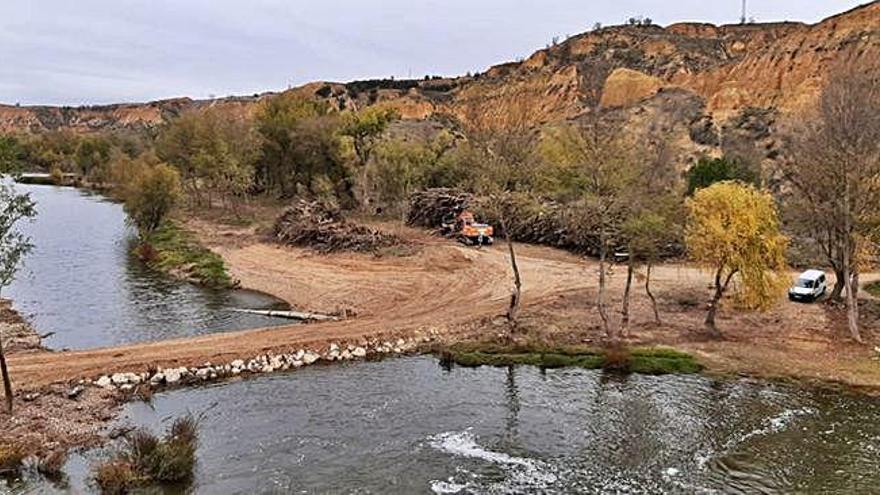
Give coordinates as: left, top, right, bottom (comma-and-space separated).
0, 0, 867, 106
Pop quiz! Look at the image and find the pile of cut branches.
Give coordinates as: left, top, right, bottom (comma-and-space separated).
274, 199, 403, 253
406, 188, 473, 229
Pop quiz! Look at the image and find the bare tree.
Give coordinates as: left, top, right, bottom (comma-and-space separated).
0, 182, 36, 414
783, 63, 880, 343
462, 94, 539, 331
543, 110, 640, 339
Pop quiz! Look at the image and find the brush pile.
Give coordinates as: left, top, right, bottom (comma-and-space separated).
274, 199, 402, 253
406, 189, 600, 253
406, 189, 473, 229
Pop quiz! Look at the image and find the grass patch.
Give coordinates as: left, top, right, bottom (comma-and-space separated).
94, 414, 199, 494
866, 282, 880, 298
137, 222, 233, 289
439, 343, 701, 375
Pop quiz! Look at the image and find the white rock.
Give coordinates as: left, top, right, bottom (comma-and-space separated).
271, 355, 284, 368
261, 364, 274, 373
195, 368, 210, 379
120, 384, 134, 391
111, 373, 128, 385
164, 369, 182, 384
294, 350, 305, 360
396, 339, 405, 347
292, 360, 304, 368
340, 350, 352, 360
231, 368, 241, 375
150, 372, 165, 384
302, 352, 320, 365
231, 359, 244, 368
330, 343, 339, 352
96, 376, 113, 388
352, 347, 367, 358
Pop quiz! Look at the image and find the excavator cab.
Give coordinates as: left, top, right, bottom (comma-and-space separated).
455, 210, 494, 246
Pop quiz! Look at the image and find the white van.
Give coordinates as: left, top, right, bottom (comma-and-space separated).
788, 270, 827, 302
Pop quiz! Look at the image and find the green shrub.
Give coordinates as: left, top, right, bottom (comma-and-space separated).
94, 414, 199, 494
685, 156, 759, 195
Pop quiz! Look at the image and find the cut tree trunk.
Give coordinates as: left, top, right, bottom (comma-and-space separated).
705, 266, 736, 339
621, 260, 634, 337
645, 264, 661, 324
499, 214, 522, 328
830, 267, 845, 302
597, 228, 611, 339
0, 334, 13, 414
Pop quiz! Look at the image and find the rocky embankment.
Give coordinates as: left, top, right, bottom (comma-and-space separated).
89, 334, 431, 391
0, 299, 42, 352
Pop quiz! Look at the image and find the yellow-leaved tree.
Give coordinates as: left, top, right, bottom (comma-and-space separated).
686, 181, 788, 337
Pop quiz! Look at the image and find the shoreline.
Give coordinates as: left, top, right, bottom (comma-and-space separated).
0, 299, 43, 353
3, 212, 880, 483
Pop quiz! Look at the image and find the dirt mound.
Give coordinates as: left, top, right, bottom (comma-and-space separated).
274, 200, 403, 253
406, 189, 473, 229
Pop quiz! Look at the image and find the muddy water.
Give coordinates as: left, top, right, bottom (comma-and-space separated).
6, 184, 291, 350
18, 356, 880, 494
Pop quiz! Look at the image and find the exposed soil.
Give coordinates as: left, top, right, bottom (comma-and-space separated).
2, 215, 879, 470
4, 218, 879, 394
0, 299, 42, 353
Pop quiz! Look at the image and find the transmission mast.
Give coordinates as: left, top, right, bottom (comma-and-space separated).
740, 0, 747, 24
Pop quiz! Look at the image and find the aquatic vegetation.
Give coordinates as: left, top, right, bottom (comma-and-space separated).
138, 222, 233, 289
439, 342, 701, 375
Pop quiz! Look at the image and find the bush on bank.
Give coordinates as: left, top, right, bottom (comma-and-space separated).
136, 222, 233, 289
94, 414, 199, 495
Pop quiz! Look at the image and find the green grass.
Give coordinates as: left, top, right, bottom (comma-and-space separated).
439, 343, 701, 375
866, 282, 880, 298
138, 222, 233, 289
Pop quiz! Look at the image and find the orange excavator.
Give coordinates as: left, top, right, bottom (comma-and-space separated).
441, 210, 494, 246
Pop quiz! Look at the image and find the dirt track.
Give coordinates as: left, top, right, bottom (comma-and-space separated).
7, 221, 880, 392
5, 226, 594, 390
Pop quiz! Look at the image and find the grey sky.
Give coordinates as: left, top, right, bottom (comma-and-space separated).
0, 1, 866, 106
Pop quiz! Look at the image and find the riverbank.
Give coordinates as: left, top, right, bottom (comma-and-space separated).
0, 299, 42, 352
137, 222, 235, 289
3, 212, 880, 481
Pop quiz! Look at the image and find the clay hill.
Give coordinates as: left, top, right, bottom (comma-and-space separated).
2, 1, 879, 167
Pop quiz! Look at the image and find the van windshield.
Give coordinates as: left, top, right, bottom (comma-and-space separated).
795, 278, 815, 289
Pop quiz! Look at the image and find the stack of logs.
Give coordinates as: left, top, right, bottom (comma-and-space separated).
274, 199, 402, 253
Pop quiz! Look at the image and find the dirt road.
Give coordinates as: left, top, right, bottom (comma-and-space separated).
7, 221, 880, 392
5, 226, 592, 389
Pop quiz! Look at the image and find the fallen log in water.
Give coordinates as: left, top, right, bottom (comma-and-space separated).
230, 308, 339, 322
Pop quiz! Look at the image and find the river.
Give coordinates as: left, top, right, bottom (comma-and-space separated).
6, 184, 291, 350
6, 184, 880, 494
13, 356, 880, 494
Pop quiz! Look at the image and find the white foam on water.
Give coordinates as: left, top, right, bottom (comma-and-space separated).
727, 407, 817, 448
428, 430, 558, 492
692, 406, 818, 478
430, 479, 468, 494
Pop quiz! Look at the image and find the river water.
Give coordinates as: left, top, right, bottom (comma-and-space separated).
6, 184, 290, 350
6, 184, 880, 494
15, 356, 880, 494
